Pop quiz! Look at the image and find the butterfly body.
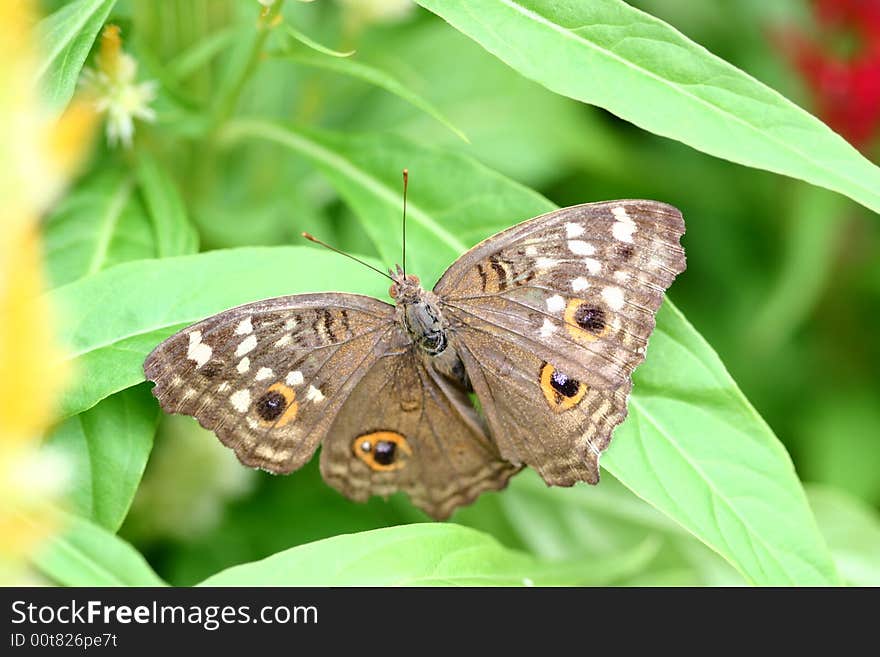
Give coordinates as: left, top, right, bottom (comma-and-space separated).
144, 200, 686, 519
392, 269, 469, 389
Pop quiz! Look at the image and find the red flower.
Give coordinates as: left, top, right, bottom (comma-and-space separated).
778, 0, 880, 150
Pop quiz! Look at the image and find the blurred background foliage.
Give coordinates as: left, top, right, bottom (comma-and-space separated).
29, 0, 880, 586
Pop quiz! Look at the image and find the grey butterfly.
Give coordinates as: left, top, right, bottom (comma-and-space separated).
144, 200, 686, 519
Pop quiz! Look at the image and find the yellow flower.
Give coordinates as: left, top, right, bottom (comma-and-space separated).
80, 25, 156, 148
0, 0, 95, 582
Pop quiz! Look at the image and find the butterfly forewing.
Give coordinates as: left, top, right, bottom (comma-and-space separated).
144, 293, 396, 473
320, 336, 518, 520
436, 201, 685, 389
435, 200, 685, 486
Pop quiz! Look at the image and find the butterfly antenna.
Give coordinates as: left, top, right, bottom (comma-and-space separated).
301, 232, 394, 281
402, 168, 409, 278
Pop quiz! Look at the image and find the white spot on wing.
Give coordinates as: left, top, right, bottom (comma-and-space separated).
237, 357, 250, 373
525, 245, 539, 256
186, 331, 212, 369
612, 206, 637, 243
284, 318, 298, 330
255, 367, 273, 381
536, 257, 558, 270
583, 258, 601, 274
545, 294, 565, 313
234, 317, 253, 335
614, 270, 631, 283
613, 221, 636, 243
571, 277, 590, 292
602, 286, 625, 310
567, 240, 595, 256
539, 318, 556, 338
235, 334, 257, 357
286, 370, 304, 386
306, 385, 325, 403
565, 222, 585, 238
612, 206, 632, 221
274, 334, 292, 348
230, 389, 251, 413
217, 382, 230, 393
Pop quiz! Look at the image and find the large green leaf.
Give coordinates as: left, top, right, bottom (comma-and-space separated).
31, 512, 166, 586
198, 523, 657, 586
37, 0, 117, 110
50, 247, 388, 417
413, 0, 880, 215
45, 384, 159, 531
602, 302, 835, 585
470, 469, 745, 586
43, 169, 153, 287
220, 121, 838, 585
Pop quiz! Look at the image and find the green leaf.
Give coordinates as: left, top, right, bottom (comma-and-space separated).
285, 24, 355, 58
44, 169, 154, 288
198, 523, 658, 586
36, 0, 118, 110
602, 301, 837, 585
350, 22, 624, 186
220, 120, 549, 286
276, 50, 469, 143
221, 121, 838, 585
807, 485, 880, 586
135, 152, 199, 258
45, 384, 159, 531
31, 512, 166, 586
413, 0, 880, 215
464, 469, 744, 586
50, 247, 388, 417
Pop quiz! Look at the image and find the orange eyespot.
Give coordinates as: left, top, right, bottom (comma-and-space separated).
539, 363, 587, 412
564, 298, 610, 344
352, 431, 412, 472
255, 382, 298, 426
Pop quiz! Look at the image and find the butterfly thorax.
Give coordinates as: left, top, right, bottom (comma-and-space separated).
390, 271, 447, 356
389, 268, 470, 390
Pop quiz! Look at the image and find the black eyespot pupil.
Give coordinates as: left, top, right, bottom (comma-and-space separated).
374, 441, 396, 465
574, 304, 606, 333
550, 369, 580, 398
256, 390, 287, 421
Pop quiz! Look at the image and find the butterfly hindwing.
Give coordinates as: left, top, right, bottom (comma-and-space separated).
455, 334, 630, 486
319, 332, 518, 520
144, 293, 396, 473
436, 200, 685, 389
